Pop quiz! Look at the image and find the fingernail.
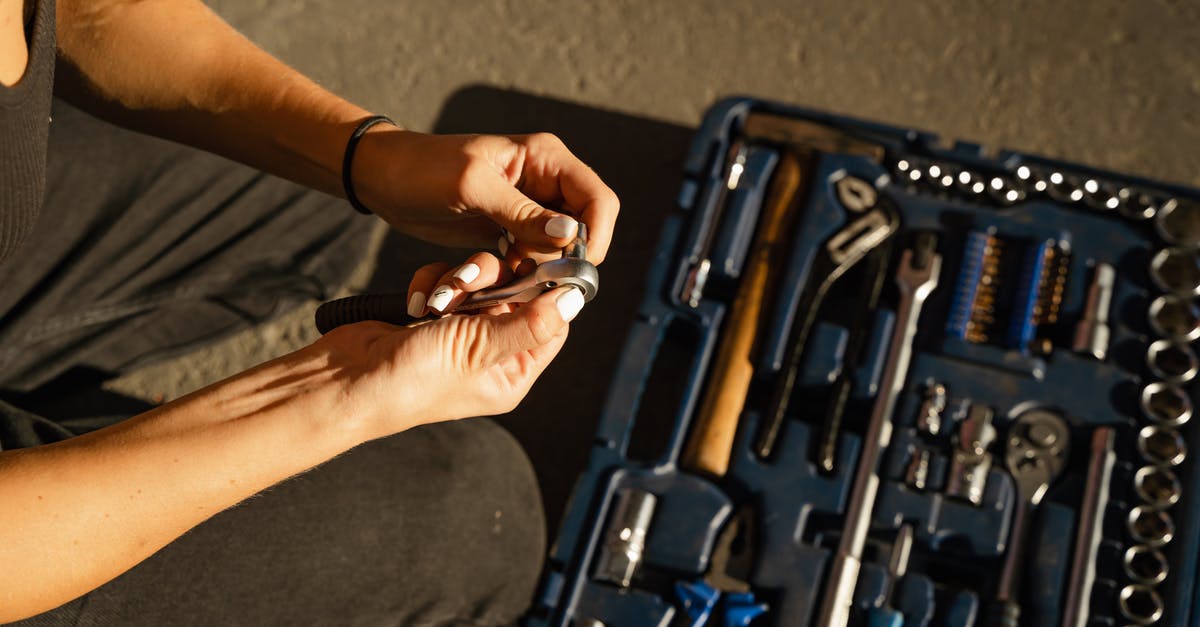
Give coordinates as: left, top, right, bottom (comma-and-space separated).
407, 291, 427, 317
498, 236, 509, 256
452, 263, 481, 284
428, 285, 454, 312
504, 229, 515, 244
556, 287, 585, 322
545, 215, 578, 239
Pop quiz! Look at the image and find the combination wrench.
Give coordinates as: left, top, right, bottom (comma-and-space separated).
815, 232, 941, 627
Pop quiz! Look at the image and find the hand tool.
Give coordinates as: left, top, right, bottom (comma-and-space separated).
1118, 187, 1159, 221
815, 233, 942, 627
1046, 170, 1086, 204
313, 224, 597, 333
1014, 165, 1048, 194
836, 175, 878, 213
1071, 262, 1115, 360
813, 239, 896, 473
986, 175, 1025, 206
675, 506, 768, 627
680, 140, 748, 308
915, 381, 947, 436
1147, 293, 1200, 341
945, 404, 998, 506
1082, 179, 1121, 212
984, 409, 1070, 627
1146, 339, 1199, 383
680, 153, 802, 477
866, 524, 914, 627
754, 197, 901, 462
1134, 465, 1181, 509
1149, 247, 1200, 295
905, 447, 931, 491
1061, 427, 1115, 627
1119, 584, 1164, 624
594, 488, 657, 587
1137, 424, 1187, 467
1154, 198, 1200, 246
1128, 505, 1174, 548
1124, 544, 1169, 586
1140, 382, 1193, 427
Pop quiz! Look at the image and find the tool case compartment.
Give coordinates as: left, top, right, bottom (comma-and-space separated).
524, 97, 1200, 627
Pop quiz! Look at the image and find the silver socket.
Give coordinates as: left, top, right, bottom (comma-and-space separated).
1046, 171, 1085, 204
1138, 425, 1187, 467
594, 488, 657, 587
1119, 584, 1164, 624
955, 169, 987, 197
1146, 339, 1199, 383
1140, 382, 1193, 427
1149, 248, 1200, 296
1128, 505, 1174, 547
1082, 179, 1121, 212
1134, 465, 1181, 509
1155, 198, 1200, 246
1124, 545, 1170, 586
1147, 294, 1200, 341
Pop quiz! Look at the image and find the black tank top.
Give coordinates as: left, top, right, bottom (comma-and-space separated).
0, 0, 55, 265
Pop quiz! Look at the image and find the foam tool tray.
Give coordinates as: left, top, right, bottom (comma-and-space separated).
523, 97, 1200, 627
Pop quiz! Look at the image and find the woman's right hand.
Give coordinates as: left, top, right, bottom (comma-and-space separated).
312, 253, 584, 437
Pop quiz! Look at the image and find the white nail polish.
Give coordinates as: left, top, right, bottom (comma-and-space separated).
545, 215, 579, 239
407, 291, 427, 317
556, 288, 585, 322
498, 236, 509, 256
505, 230, 516, 244
428, 285, 454, 312
452, 263, 481, 284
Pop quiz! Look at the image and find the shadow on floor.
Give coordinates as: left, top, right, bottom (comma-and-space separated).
368, 85, 694, 534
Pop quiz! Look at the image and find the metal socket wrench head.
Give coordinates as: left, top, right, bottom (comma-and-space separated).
1134, 465, 1181, 509
1128, 505, 1174, 547
925, 162, 957, 191
1146, 340, 1199, 383
1015, 165, 1047, 194
1046, 171, 1085, 203
1140, 382, 1193, 427
1118, 188, 1159, 221
1147, 294, 1200, 341
1082, 179, 1121, 212
1138, 424, 1187, 467
955, 169, 987, 196
594, 488, 656, 587
1123, 545, 1169, 586
1155, 198, 1200, 246
1149, 248, 1200, 296
986, 175, 1024, 206
1119, 584, 1164, 624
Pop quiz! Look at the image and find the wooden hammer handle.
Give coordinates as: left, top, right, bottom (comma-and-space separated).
681, 152, 803, 477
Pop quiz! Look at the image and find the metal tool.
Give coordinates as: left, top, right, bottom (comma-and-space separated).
313, 224, 597, 333
1134, 465, 1181, 509
1118, 187, 1159, 221
754, 197, 901, 461
915, 381, 947, 436
945, 405, 998, 506
1062, 427, 1116, 627
905, 447, 931, 491
1146, 339, 1199, 384
836, 175, 878, 212
815, 234, 942, 627
1128, 505, 1174, 547
594, 488, 656, 587
1124, 545, 1169, 586
1147, 294, 1200, 341
985, 409, 1071, 627
1137, 424, 1187, 467
574, 619, 605, 627
1155, 198, 1200, 247
680, 140, 747, 308
1140, 382, 1192, 427
1071, 262, 1115, 360
681, 153, 802, 477
866, 525, 915, 627
456, 224, 597, 311
1119, 584, 1164, 624
1149, 247, 1200, 295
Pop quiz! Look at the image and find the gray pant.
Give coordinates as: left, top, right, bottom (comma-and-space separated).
0, 102, 545, 626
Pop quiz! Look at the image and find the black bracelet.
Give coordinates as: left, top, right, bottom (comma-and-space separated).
342, 115, 396, 215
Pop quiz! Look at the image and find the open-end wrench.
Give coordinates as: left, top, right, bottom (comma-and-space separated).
985, 409, 1070, 627
754, 185, 900, 460
816, 233, 941, 627
313, 225, 597, 333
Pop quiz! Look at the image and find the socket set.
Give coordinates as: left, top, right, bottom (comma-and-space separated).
523, 98, 1200, 627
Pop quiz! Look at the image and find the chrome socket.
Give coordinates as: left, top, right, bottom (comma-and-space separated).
1155, 198, 1200, 247
1140, 382, 1193, 427
1134, 465, 1181, 509
1149, 247, 1200, 296
1123, 545, 1169, 586
1119, 584, 1165, 624
1146, 339, 1199, 384
1147, 294, 1200, 341
1137, 425, 1187, 467
1127, 505, 1174, 548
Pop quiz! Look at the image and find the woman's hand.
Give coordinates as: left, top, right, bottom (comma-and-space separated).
349, 128, 619, 266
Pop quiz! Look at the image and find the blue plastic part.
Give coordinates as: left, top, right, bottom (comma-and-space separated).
709, 147, 779, 280
866, 607, 904, 627
945, 230, 989, 340
1005, 238, 1049, 350
675, 580, 720, 627
722, 592, 768, 626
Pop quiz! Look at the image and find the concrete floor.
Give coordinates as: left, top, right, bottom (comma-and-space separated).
110, 0, 1200, 532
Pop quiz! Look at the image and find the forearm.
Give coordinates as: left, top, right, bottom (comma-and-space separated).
0, 344, 371, 622
55, 0, 379, 197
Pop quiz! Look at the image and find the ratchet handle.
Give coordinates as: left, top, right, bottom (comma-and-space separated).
315, 293, 411, 334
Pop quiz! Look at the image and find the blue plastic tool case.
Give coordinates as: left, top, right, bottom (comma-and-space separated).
523, 97, 1200, 627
